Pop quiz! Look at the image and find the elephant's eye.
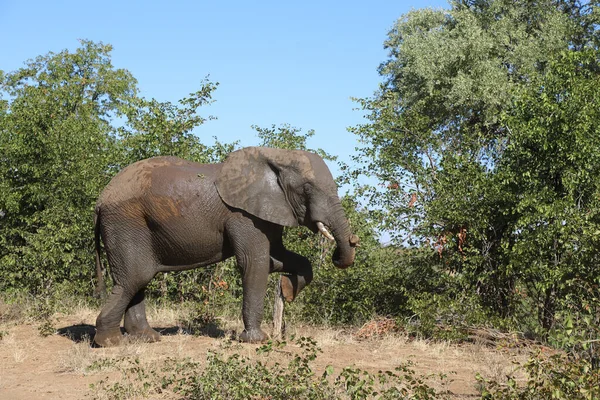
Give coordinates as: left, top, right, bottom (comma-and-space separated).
303, 183, 313, 196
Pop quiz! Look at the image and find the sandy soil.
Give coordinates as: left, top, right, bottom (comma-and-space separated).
0, 308, 529, 399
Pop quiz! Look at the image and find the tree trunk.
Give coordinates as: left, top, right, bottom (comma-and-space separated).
541, 285, 556, 332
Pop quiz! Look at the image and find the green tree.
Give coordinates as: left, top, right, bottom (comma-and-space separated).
501, 49, 600, 332
0, 41, 229, 297
253, 124, 334, 161
0, 40, 137, 295
119, 79, 235, 165
351, 0, 600, 335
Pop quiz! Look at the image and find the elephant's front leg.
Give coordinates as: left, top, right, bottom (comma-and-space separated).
227, 217, 271, 343
270, 248, 313, 302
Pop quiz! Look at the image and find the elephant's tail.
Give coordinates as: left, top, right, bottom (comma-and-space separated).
94, 207, 107, 299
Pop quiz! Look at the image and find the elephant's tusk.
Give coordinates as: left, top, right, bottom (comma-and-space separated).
317, 222, 335, 242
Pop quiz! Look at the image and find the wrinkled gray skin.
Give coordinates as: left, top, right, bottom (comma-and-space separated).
93, 147, 359, 347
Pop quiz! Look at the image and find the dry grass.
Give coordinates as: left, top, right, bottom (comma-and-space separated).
300, 325, 529, 396
146, 302, 187, 327
57, 336, 99, 374
1, 331, 29, 363
63, 300, 98, 325
57, 332, 172, 376
0, 297, 29, 324
461, 341, 525, 385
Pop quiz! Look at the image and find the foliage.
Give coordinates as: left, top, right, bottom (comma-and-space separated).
254, 123, 336, 161
0, 40, 232, 298
119, 79, 235, 165
30, 296, 57, 337
549, 281, 600, 368
0, 40, 136, 296
500, 48, 600, 332
478, 351, 600, 400
91, 336, 445, 400
350, 0, 600, 340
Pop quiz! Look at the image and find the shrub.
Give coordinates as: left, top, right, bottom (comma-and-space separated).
478, 352, 600, 400
91, 336, 445, 400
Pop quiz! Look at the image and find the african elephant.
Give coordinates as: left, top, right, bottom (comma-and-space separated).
93, 147, 359, 347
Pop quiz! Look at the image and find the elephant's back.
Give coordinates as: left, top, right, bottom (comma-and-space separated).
98, 156, 212, 206
97, 157, 228, 238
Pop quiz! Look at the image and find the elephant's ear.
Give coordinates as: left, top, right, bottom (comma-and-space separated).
215, 147, 304, 227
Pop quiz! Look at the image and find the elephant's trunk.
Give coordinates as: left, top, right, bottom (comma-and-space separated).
324, 201, 358, 269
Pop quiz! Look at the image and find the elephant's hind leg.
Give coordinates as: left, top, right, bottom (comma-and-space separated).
124, 289, 160, 343
94, 284, 130, 347
95, 251, 158, 346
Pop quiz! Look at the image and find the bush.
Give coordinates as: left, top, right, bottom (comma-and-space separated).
478, 352, 600, 400
92, 336, 445, 400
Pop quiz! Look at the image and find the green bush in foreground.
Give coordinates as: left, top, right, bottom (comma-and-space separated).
478, 352, 600, 400
91, 336, 447, 400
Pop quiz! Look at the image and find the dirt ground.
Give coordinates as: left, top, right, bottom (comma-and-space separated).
0, 306, 529, 399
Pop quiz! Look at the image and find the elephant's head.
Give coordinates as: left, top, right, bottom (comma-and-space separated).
215, 147, 358, 268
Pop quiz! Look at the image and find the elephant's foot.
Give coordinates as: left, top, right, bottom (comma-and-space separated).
280, 275, 296, 302
239, 328, 268, 343
94, 329, 124, 347
126, 327, 161, 343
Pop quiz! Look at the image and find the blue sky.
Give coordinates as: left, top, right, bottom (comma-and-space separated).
0, 0, 448, 179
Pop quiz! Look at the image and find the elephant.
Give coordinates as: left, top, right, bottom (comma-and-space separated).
93, 146, 359, 347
